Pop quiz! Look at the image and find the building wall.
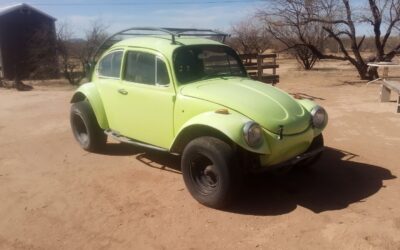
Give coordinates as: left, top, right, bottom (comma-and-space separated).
0, 9, 58, 80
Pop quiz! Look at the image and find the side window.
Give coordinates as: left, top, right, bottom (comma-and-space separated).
156, 57, 170, 85
124, 52, 139, 82
136, 53, 156, 84
98, 51, 123, 78
124, 51, 170, 85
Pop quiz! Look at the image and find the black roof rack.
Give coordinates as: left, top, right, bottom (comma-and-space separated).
87, 27, 230, 81
93, 27, 229, 61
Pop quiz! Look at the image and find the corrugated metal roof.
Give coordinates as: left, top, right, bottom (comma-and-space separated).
0, 3, 56, 21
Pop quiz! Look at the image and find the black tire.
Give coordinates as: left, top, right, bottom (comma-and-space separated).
181, 136, 239, 208
70, 101, 107, 152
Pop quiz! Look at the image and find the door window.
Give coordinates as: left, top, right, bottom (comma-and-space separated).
124, 51, 170, 85
98, 51, 123, 78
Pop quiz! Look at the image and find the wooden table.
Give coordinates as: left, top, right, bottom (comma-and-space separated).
367, 63, 400, 113
367, 62, 400, 85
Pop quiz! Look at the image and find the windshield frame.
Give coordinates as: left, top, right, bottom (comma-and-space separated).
172, 45, 248, 85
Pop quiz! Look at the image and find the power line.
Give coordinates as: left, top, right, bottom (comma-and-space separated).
32, 0, 264, 6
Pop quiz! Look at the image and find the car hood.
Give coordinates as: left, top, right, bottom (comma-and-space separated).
180, 78, 311, 135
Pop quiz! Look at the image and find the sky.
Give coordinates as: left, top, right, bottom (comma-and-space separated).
0, 0, 265, 37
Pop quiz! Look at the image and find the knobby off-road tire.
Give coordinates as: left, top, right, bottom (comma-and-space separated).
181, 136, 240, 209
70, 101, 107, 152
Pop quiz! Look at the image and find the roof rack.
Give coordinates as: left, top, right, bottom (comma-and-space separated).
87, 27, 230, 81
93, 27, 229, 61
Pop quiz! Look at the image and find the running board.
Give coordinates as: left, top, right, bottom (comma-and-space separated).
105, 130, 169, 152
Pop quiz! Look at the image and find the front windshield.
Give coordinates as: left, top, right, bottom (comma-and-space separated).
173, 45, 247, 84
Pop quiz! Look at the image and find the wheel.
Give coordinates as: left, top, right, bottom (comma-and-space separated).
70, 101, 107, 152
181, 136, 239, 208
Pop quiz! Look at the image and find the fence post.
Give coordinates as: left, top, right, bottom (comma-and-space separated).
257, 54, 262, 81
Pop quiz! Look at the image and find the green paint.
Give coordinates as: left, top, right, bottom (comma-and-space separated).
71, 35, 327, 167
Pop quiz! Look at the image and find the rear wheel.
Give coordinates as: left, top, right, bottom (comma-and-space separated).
70, 101, 107, 152
181, 136, 240, 208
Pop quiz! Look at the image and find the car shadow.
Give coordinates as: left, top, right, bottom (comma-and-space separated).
98, 143, 143, 156
227, 147, 396, 215
98, 142, 182, 173
98, 144, 395, 215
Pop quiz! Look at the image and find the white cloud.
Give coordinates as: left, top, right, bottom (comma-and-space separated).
58, 4, 258, 37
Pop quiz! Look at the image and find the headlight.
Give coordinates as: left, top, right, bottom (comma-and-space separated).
243, 122, 263, 147
310, 106, 327, 129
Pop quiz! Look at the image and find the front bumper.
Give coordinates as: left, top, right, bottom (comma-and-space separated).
267, 145, 323, 171
249, 133, 324, 173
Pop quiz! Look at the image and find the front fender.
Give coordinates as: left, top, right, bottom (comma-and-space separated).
70, 82, 109, 129
172, 111, 271, 154
297, 99, 328, 136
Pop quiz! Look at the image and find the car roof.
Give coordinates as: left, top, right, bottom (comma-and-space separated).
111, 36, 226, 56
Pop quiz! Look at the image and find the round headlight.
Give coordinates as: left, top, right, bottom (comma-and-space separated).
243, 122, 263, 147
310, 106, 327, 129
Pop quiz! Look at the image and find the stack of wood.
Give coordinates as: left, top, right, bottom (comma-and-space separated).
239, 53, 279, 85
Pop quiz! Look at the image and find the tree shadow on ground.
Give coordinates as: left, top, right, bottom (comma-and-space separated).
289, 92, 325, 101
227, 147, 396, 215
98, 144, 395, 215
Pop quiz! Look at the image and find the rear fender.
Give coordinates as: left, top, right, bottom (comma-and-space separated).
70, 83, 109, 129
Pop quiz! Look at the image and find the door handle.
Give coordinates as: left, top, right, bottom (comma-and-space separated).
118, 89, 128, 95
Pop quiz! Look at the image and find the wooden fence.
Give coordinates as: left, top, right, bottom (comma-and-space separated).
239, 53, 279, 85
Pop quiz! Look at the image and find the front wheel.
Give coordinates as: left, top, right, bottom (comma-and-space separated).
70, 101, 107, 152
181, 136, 239, 209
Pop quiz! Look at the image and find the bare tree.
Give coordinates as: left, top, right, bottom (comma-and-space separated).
56, 20, 108, 85
307, 0, 400, 79
228, 18, 270, 54
80, 20, 109, 74
261, 0, 400, 79
258, 0, 331, 70
361, 0, 400, 61
56, 22, 83, 85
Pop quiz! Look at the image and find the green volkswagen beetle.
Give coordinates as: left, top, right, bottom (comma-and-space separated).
70, 28, 328, 208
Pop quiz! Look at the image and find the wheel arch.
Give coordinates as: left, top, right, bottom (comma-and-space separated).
170, 111, 270, 155
70, 83, 109, 129
170, 124, 234, 154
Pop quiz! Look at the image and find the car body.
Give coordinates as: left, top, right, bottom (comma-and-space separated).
70, 28, 328, 208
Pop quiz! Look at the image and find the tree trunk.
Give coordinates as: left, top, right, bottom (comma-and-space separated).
352, 61, 374, 80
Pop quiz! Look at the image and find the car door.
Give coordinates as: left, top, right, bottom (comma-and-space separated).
108, 50, 176, 149
95, 49, 125, 128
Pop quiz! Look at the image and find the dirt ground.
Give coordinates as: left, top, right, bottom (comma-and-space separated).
0, 59, 400, 250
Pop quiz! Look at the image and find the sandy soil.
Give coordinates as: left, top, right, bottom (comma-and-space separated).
0, 59, 399, 250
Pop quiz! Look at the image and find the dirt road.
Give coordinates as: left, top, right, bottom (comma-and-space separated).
0, 60, 399, 249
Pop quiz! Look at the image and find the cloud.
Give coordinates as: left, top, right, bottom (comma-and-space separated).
57, 3, 259, 37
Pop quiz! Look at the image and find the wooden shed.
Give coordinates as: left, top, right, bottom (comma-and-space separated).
0, 3, 58, 80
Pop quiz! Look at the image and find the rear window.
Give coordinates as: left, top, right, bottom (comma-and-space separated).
98, 51, 123, 78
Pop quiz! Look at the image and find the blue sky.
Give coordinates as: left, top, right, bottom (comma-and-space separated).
0, 0, 265, 37
0, 0, 375, 38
